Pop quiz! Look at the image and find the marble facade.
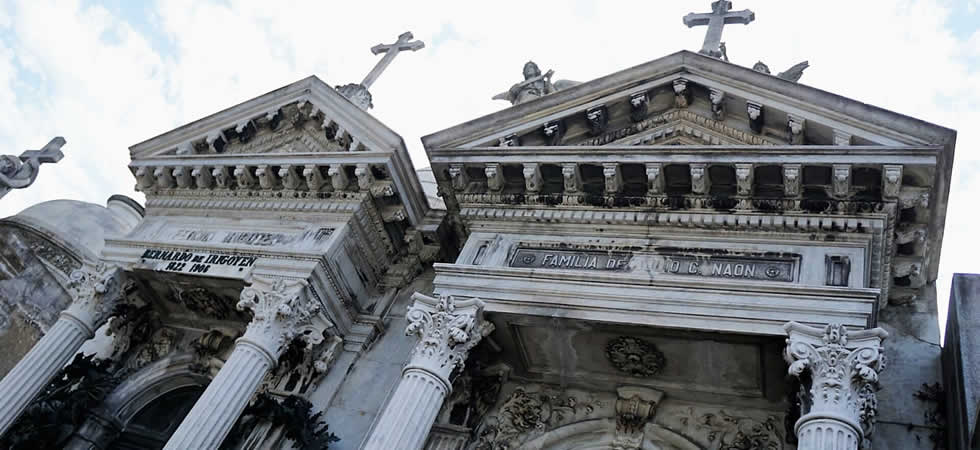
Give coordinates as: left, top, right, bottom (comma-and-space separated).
0, 43, 971, 450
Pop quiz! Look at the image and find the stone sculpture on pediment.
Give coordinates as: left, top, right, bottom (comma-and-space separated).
492, 61, 580, 106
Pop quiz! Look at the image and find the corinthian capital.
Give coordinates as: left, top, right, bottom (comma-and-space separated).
784, 322, 888, 447
238, 277, 333, 359
64, 263, 126, 332
405, 293, 494, 381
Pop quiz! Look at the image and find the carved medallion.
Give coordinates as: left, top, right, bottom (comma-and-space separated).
605, 336, 666, 377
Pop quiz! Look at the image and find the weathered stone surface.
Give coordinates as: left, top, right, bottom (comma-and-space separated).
944, 273, 980, 449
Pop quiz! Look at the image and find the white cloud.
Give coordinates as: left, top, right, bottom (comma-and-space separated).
0, 0, 978, 330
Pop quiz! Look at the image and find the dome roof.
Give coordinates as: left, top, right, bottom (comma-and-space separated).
3, 196, 143, 262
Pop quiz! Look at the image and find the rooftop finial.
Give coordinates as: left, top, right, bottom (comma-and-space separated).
683, 1, 755, 58
0, 137, 65, 200
337, 31, 425, 110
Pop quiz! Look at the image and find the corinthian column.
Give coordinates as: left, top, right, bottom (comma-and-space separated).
363, 294, 493, 450
163, 277, 331, 450
0, 264, 123, 435
784, 322, 888, 450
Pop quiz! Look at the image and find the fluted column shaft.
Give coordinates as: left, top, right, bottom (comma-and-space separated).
367, 367, 450, 449
0, 265, 121, 437
0, 314, 92, 434
162, 339, 275, 450
784, 322, 888, 450
363, 294, 493, 450
796, 418, 860, 450
163, 277, 330, 450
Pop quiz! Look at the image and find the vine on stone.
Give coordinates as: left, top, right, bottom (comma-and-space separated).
0, 354, 122, 450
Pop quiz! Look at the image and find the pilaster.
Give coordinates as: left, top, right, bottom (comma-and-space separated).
784, 322, 888, 450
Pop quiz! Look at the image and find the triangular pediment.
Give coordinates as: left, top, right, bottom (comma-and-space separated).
125, 75, 430, 226
422, 51, 953, 150
130, 76, 404, 158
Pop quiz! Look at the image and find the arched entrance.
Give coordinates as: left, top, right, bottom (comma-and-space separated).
108, 386, 202, 450
517, 418, 701, 450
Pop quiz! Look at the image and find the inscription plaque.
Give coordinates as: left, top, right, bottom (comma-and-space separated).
660, 255, 795, 282
510, 248, 632, 271
140, 248, 257, 278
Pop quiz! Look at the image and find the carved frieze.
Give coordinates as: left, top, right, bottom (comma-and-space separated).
471, 386, 603, 449
664, 407, 784, 450
575, 109, 778, 147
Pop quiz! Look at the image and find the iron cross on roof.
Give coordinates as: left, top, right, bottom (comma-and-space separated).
683, 1, 755, 58
361, 31, 425, 89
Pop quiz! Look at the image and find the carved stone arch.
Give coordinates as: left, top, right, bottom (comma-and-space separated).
67, 352, 212, 449
517, 418, 701, 450
102, 352, 211, 424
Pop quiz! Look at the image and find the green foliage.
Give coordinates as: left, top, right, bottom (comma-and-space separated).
0, 353, 121, 450
222, 393, 339, 450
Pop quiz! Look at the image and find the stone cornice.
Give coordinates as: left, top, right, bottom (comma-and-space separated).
428, 145, 940, 165
422, 51, 955, 150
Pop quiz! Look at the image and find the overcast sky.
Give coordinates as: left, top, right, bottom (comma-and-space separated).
1, 0, 978, 326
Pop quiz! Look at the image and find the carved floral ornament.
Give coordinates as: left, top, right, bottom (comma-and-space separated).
404, 293, 494, 380
65, 263, 128, 329
783, 322, 887, 448
238, 277, 334, 357
606, 336, 667, 378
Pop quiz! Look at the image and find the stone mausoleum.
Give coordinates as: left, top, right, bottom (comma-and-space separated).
0, 3, 977, 450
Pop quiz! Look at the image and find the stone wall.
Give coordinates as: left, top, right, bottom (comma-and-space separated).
873, 282, 947, 450
314, 269, 436, 450
944, 274, 980, 450
0, 225, 76, 377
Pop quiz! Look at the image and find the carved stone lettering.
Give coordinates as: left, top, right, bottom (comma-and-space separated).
510, 248, 632, 271
660, 255, 795, 282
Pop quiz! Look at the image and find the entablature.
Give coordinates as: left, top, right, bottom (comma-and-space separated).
432, 263, 877, 336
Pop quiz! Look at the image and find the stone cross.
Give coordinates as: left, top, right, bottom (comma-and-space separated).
0, 137, 66, 199
683, 1, 755, 58
361, 31, 425, 89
